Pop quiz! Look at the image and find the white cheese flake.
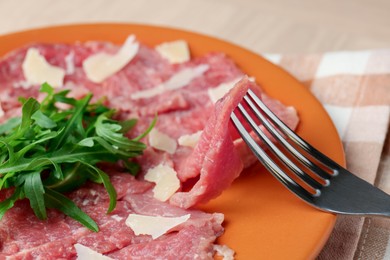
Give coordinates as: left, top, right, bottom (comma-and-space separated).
0, 102, 4, 118
130, 64, 209, 100
145, 164, 180, 201
22, 48, 65, 88
148, 128, 177, 154
65, 51, 75, 75
83, 34, 139, 83
178, 131, 202, 148
111, 214, 124, 222
208, 77, 242, 103
155, 40, 190, 64
213, 244, 235, 260
165, 64, 209, 90
12, 80, 32, 89
74, 243, 113, 260
126, 214, 190, 239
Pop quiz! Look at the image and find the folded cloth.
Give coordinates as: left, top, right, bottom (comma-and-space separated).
263, 50, 390, 259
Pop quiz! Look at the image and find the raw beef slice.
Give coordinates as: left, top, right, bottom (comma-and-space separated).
0, 38, 299, 259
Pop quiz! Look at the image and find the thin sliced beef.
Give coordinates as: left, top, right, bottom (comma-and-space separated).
170, 78, 251, 208
0, 174, 224, 259
0, 39, 299, 259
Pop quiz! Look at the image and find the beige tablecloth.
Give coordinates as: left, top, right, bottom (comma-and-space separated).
0, 0, 389, 259
265, 51, 390, 259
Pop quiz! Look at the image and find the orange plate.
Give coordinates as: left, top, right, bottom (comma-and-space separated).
0, 23, 345, 259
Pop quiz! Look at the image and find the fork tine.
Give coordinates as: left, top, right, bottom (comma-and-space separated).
246, 89, 337, 179
235, 103, 323, 192
232, 90, 390, 218
230, 111, 314, 199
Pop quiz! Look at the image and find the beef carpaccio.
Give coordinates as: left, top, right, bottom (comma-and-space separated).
0, 36, 299, 259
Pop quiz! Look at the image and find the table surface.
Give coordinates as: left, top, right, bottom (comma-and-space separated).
0, 0, 389, 54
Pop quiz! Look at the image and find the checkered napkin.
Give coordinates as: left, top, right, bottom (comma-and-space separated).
263, 50, 390, 259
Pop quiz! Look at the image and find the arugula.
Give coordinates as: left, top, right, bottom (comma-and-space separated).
0, 83, 154, 232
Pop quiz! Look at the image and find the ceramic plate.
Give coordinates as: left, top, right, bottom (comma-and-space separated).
0, 23, 345, 259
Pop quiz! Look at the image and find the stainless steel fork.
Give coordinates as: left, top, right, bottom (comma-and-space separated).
231, 89, 390, 217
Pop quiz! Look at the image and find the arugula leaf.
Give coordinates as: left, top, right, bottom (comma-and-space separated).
31, 110, 57, 129
51, 94, 92, 150
0, 188, 22, 219
20, 98, 40, 130
0, 84, 153, 231
81, 162, 117, 213
24, 171, 46, 219
44, 187, 98, 232
0, 117, 21, 135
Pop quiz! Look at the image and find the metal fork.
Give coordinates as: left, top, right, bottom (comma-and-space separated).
231, 89, 390, 217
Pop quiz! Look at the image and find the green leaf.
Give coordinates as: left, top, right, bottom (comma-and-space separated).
0, 117, 22, 135
133, 115, 157, 141
0, 149, 114, 175
40, 82, 55, 97
96, 169, 117, 213
20, 98, 40, 130
16, 131, 59, 159
0, 172, 16, 189
123, 160, 141, 175
31, 110, 57, 129
0, 84, 152, 231
24, 171, 47, 220
93, 137, 143, 158
44, 188, 99, 232
95, 115, 146, 151
28, 157, 63, 179
82, 162, 117, 213
0, 188, 23, 219
77, 138, 94, 147
52, 94, 92, 149
118, 119, 138, 133
0, 140, 16, 164
45, 162, 87, 192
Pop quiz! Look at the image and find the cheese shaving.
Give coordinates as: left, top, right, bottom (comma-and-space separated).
22, 48, 65, 88
74, 243, 113, 260
12, 81, 32, 89
178, 131, 202, 148
0, 102, 4, 118
130, 64, 209, 99
148, 128, 177, 154
155, 40, 190, 64
207, 77, 242, 103
83, 34, 139, 83
145, 164, 180, 201
213, 244, 235, 260
65, 51, 75, 75
126, 214, 191, 239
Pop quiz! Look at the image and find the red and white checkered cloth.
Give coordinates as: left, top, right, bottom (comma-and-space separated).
264, 50, 390, 259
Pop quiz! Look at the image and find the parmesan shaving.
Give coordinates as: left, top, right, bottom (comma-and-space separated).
65, 51, 75, 75
178, 131, 202, 148
213, 244, 235, 260
0, 102, 4, 118
13, 81, 32, 89
155, 40, 190, 64
22, 48, 65, 88
74, 243, 113, 260
111, 215, 124, 222
148, 128, 177, 154
145, 164, 180, 201
165, 64, 209, 90
125, 214, 191, 239
83, 34, 139, 83
207, 77, 242, 103
130, 64, 209, 99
